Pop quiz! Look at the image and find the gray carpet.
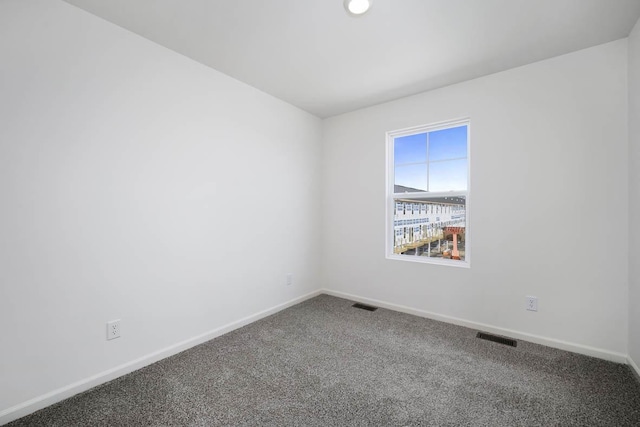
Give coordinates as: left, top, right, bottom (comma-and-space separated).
8, 294, 640, 426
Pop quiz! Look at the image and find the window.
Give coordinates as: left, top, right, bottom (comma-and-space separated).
386, 119, 469, 267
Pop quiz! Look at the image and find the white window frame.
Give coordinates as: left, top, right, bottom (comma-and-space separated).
385, 118, 471, 268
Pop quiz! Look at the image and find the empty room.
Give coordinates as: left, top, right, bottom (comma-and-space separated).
2, 0, 640, 425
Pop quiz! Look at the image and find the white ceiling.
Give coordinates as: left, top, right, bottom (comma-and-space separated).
64, 0, 640, 118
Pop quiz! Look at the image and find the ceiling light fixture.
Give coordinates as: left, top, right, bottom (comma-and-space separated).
344, 0, 372, 16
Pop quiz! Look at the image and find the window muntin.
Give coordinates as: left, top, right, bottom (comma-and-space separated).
386, 120, 469, 266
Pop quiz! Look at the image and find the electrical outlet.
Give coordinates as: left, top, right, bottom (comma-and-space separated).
107, 319, 121, 340
526, 296, 538, 312
286, 273, 293, 286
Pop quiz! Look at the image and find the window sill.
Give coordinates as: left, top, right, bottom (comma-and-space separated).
386, 254, 470, 268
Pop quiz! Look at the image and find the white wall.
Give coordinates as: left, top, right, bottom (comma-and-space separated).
0, 0, 322, 419
629, 17, 640, 370
321, 40, 629, 358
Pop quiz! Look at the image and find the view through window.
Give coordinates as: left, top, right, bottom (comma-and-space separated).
387, 120, 469, 265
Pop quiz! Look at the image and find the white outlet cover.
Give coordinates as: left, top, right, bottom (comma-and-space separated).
286, 273, 293, 286
107, 319, 121, 340
526, 296, 538, 312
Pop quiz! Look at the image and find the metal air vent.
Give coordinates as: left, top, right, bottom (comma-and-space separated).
476, 332, 517, 347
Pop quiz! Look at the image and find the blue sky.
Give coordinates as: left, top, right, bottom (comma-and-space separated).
394, 125, 467, 192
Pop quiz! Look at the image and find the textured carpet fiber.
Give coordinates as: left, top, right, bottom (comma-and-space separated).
9, 294, 640, 426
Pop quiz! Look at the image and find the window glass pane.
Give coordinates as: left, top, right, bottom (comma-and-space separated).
392, 196, 466, 261
428, 159, 467, 191
394, 133, 427, 165
395, 164, 427, 192
428, 125, 467, 161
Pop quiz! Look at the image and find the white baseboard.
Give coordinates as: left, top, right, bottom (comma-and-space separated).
321, 289, 629, 364
629, 356, 640, 382
0, 290, 321, 426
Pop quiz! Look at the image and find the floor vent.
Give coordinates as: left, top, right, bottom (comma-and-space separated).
352, 303, 378, 312
476, 332, 517, 347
